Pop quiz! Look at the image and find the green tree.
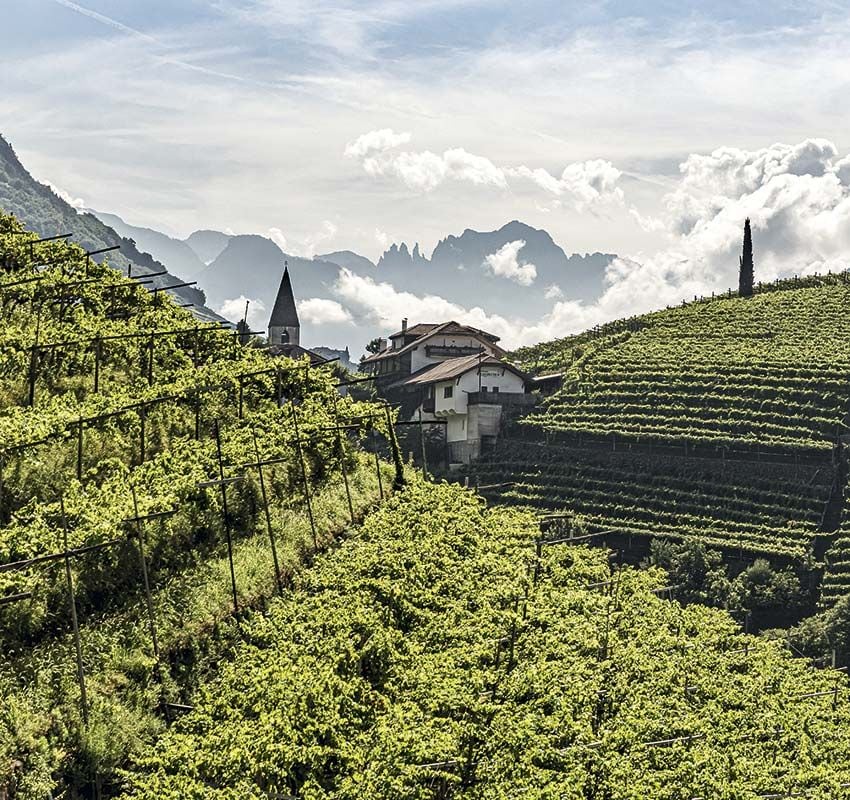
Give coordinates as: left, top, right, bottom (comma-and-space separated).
738, 217, 754, 297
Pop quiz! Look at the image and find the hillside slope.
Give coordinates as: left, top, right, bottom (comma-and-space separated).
0, 135, 224, 322
0, 213, 396, 796
471, 276, 850, 605
122, 482, 850, 799
94, 210, 207, 278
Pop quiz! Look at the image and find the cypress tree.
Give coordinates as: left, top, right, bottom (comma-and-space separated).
738, 217, 754, 298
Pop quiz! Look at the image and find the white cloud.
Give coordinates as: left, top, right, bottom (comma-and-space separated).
216, 295, 267, 329
374, 227, 390, 249
544, 284, 563, 300
344, 128, 412, 159
265, 221, 338, 257
300, 220, 338, 257
47, 182, 86, 212
346, 130, 623, 207
346, 130, 508, 192
331, 267, 602, 348
267, 226, 288, 251
298, 297, 354, 324
506, 159, 624, 209
483, 240, 537, 285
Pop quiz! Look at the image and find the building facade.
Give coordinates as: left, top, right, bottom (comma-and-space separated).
362, 320, 535, 465
360, 319, 507, 388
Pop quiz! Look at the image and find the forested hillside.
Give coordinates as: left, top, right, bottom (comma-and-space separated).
469, 275, 850, 622
0, 213, 397, 797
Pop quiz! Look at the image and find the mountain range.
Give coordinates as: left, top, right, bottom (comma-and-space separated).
0, 132, 618, 357
92, 215, 616, 354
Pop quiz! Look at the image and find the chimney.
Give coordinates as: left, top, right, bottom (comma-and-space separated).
401, 318, 408, 334
377, 337, 388, 352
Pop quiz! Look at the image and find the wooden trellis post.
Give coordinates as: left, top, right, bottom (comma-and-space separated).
372, 424, 384, 500
127, 485, 165, 660
58, 497, 89, 726
418, 406, 428, 478
75, 416, 84, 481
147, 334, 155, 386
92, 337, 102, 394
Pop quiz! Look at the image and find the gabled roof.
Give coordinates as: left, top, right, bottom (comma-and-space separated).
388, 322, 440, 340
389, 353, 526, 389
362, 320, 505, 364
269, 266, 299, 328
388, 321, 501, 343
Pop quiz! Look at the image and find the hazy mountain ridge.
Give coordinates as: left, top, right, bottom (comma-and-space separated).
186, 229, 230, 264
94, 210, 207, 278
371, 220, 616, 316
197, 235, 343, 312
0, 135, 223, 321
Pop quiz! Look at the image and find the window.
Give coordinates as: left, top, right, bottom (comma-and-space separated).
492, 386, 500, 394
443, 386, 453, 399
481, 386, 488, 393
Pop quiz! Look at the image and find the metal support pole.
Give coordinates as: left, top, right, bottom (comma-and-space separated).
252, 429, 283, 595
290, 405, 317, 549
332, 394, 355, 524
214, 420, 239, 614
130, 485, 160, 659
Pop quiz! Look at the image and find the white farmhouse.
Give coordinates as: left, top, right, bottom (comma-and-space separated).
391, 353, 529, 462
360, 319, 507, 384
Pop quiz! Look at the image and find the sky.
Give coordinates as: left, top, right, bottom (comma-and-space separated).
3, 1, 850, 351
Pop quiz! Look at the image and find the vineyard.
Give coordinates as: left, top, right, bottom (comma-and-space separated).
463, 284, 850, 605
2, 207, 850, 797
0, 213, 399, 797
119, 481, 850, 799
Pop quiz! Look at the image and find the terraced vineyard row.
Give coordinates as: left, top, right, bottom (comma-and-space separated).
0, 214, 400, 796
522, 287, 850, 452
491, 282, 850, 604
821, 479, 850, 605
121, 481, 850, 799
471, 441, 832, 560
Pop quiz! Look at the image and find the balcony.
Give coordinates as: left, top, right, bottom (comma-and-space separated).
425, 345, 486, 359
467, 391, 537, 407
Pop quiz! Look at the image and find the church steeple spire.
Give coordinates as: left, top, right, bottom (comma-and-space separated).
268, 261, 300, 346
